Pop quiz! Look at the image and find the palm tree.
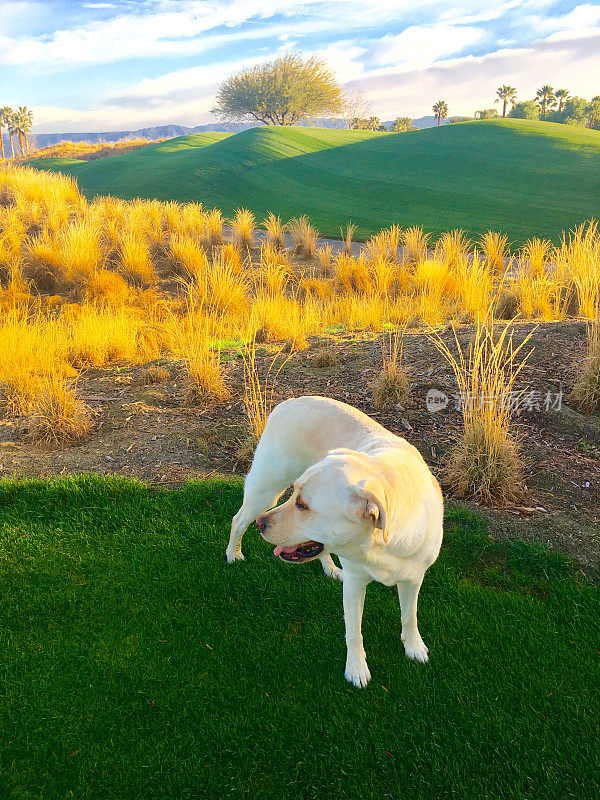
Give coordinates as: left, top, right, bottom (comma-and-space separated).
432, 100, 448, 126
6, 110, 17, 158
536, 85, 556, 118
9, 111, 25, 155
554, 89, 570, 113
495, 85, 517, 117
0, 106, 14, 159
15, 106, 33, 155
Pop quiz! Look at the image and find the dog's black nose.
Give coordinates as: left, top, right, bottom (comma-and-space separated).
256, 514, 268, 533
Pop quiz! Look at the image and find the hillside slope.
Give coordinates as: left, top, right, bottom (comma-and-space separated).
29, 120, 600, 243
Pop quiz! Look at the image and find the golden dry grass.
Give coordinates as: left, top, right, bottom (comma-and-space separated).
316, 244, 333, 275
1, 163, 600, 456
171, 309, 230, 406
429, 311, 532, 504
480, 231, 510, 275
403, 226, 430, 264
31, 138, 162, 161
26, 370, 93, 446
570, 319, 600, 413
231, 207, 255, 250
263, 213, 286, 249
372, 323, 409, 411
341, 222, 356, 256
238, 333, 291, 462
436, 229, 472, 270
288, 216, 319, 258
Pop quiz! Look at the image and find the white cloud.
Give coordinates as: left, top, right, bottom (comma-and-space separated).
0, 1, 47, 36
20, 0, 600, 131
106, 54, 274, 109
0, 0, 352, 67
528, 2, 600, 34
373, 23, 486, 70
348, 31, 600, 118
0, 0, 531, 69
313, 43, 367, 81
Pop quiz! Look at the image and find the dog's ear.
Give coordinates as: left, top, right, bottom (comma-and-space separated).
349, 479, 388, 542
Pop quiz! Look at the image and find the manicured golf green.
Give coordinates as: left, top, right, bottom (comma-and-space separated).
28, 119, 600, 243
0, 475, 598, 799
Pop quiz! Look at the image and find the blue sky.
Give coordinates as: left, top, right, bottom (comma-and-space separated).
2, 0, 599, 132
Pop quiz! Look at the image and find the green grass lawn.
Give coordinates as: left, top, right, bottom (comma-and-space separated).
27, 119, 600, 243
0, 475, 598, 799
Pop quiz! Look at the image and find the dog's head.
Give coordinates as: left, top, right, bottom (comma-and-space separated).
256, 450, 388, 564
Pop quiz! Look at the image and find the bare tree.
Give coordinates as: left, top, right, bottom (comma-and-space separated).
341, 89, 372, 129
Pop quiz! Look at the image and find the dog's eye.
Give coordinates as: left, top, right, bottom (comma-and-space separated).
295, 497, 309, 511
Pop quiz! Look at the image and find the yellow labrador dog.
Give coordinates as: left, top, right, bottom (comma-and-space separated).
226, 396, 443, 688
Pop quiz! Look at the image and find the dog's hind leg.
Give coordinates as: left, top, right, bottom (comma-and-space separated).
397, 576, 429, 663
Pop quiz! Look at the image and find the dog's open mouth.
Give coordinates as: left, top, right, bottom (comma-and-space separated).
273, 541, 324, 562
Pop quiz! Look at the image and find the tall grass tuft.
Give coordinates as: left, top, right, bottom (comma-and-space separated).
119, 231, 157, 286
372, 323, 409, 410
174, 309, 230, 406
27, 370, 93, 447
557, 219, 600, 319
436, 229, 472, 270
455, 250, 493, 321
252, 295, 314, 351
520, 237, 553, 278
412, 259, 455, 322
316, 244, 333, 275
85, 270, 130, 307
22, 232, 62, 292
335, 252, 371, 294
480, 231, 510, 274
369, 255, 397, 297
169, 234, 209, 279
257, 243, 290, 296
263, 213, 286, 250
203, 209, 224, 246
57, 221, 104, 285
288, 216, 319, 258
237, 333, 291, 464
341, 222, 356, 255
570, 319, 600, 412
402, 226, 430, 264
204, 251, 249, 315
429, 311, 532, 504
231, 208, 255, 250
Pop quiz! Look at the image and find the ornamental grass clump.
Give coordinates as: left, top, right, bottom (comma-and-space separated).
570, 319, 600, 413
429, 310, 533, 504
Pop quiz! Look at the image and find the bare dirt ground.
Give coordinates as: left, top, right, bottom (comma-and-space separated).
1, 319, 598, 574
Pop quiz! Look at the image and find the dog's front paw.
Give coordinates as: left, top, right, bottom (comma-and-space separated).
320, 555, 343, 581
402, 634, 429, 663
345, 658, 371, 688
225, 548, 245, 563
325, 564, 343, 581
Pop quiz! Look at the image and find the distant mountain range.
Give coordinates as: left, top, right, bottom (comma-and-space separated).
26, 122, 251, 149
20, 116, 448, 150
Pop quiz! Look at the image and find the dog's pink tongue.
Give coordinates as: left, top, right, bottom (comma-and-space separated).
274, 545, 296, 557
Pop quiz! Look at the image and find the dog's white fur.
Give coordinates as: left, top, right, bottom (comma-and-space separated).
226, 396, 443, 687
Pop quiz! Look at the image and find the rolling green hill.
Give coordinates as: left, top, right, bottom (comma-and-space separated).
28, 120, 600, 243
